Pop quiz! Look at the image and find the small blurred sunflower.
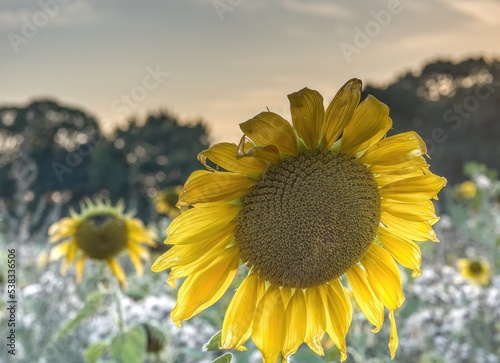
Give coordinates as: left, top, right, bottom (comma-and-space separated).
152, 79, 446, 362
155, 186, 184, 218
49, 198, 155, 286
457, 258, 491, 286
453, 181, 477, 200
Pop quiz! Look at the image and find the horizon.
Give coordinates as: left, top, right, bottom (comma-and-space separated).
2, 0, 500, 142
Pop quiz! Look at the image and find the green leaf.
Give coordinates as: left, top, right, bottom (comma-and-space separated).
211, 353, 233, 363
110, 325, 147, 363
203, 330, 222, 351
51, 291, 102, 344
84, 341, 109, 363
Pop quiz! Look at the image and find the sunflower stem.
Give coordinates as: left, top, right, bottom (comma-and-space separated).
109, 271, 127, 332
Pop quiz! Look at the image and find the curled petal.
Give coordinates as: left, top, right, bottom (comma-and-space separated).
389, 310, 399, 359
237, 136, 281, 164
240, 112, 298, 155
198, 142, 267, 175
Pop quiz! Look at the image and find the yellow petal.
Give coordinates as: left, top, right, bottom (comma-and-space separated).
304, 286, 326, 356
369, 156, 428, 175
198, 142, 267, 175
166, 234, 234, 283
377, 226, 422, 277
49, 241, 72, 261
107, 258, 127, 287
237, 136, 281, 164
389, 310, 399, 359
346, 265, 384, 333
252, 285, 286, 363
170, 246, 239, 325
280, 287, 293, 307
126, 220, 156, 247
48, 218, 76, 243
221, 274, 261, 349
178, 170, 256, 206
127, 245, 144, 277
282, 289, 307, 359
361, 244, 405, 311
381, 211, 438, 242
321, 280, 352, 361
288, 88, 324, 150
374, 169, 424, 188
240, 112, 298, 155
360, 131, 427, 166
322, 78, 362, 149
381, 174, 447, 202
75, 256, 86, 283
153, 227, 234, 273
166, 203, 240, 244
340, 95, 391, 154
382, 199, 437, 222
64, 241, 78, 266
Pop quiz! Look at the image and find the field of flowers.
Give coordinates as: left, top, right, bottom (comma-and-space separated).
1, 161, 499, 363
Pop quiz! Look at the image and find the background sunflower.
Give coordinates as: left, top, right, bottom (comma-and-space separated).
48, 198, 156, 286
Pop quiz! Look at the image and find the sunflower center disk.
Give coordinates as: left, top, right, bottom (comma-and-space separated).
469, 261, 484, 274
236, 151, 381, 288
76, 214, 128, 260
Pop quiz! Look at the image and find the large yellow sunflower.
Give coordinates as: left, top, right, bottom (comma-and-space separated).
49, 198, 155, 286
152, 79, 446, 362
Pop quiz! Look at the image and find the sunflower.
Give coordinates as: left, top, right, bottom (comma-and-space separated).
457, 258, 491, 286
49, 198, 155, 286
152, 79, 446, 362
453, 181, 477, 200
155, 186, 184, 218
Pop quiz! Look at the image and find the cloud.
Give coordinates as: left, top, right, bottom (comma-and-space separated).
280, 0, 352, 19
438, 0, 500, 26
0, 0, 101, 31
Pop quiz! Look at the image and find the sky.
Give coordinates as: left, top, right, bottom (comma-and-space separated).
1, 0, 500, 143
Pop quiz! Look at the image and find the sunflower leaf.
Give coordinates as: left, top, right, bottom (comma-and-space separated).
50, 290, 102, 345
211, 353, 233, 363
203, 330, 222, 351
110, 325, 147, 363
84, 341, 109, 363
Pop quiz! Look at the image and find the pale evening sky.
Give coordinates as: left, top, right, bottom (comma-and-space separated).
1, 0, 499, 142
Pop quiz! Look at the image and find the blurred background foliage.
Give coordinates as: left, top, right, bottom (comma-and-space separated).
0, 100, 209, 227
1, 56, 499, 233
